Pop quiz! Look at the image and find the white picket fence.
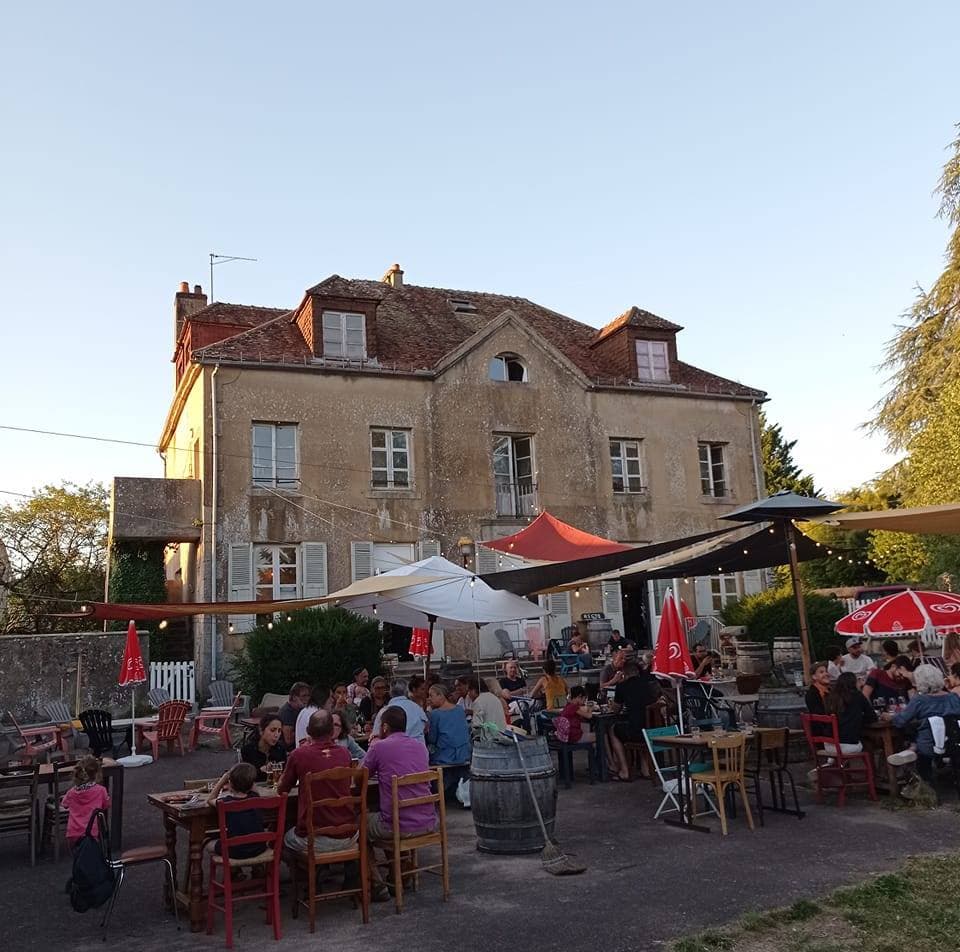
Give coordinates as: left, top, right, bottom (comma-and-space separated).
149, 661, 196, 706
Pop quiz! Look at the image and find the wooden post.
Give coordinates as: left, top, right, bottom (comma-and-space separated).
784, 521, 813, 685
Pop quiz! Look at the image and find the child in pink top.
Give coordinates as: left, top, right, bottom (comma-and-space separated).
62, 755, 111, 850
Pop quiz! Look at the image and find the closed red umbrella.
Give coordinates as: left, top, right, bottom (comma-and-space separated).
835, 589, 960, 640
652, 590, 694, 731
119, 620, 146, 686
118, 620, 151, 767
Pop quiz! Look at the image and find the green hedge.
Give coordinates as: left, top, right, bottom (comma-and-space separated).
719, 586, 848, 663
229, 608, 383, 702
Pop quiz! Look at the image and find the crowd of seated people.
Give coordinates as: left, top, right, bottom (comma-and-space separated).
804, 637, 960, 786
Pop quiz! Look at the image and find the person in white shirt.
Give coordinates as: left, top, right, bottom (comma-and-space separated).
294, 685, 333, 747
466, 678, 507, 729
826, 645, 844, 681
841, 638, 874, 682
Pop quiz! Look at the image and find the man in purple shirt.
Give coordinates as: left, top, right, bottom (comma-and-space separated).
364, 705, 438, 898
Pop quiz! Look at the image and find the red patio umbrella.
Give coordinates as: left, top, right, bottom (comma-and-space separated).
117, 620, 151, 767
835, 589, 960, 643
652, 589, 694, 731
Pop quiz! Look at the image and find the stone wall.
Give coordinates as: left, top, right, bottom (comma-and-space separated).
0, 630, 149, 722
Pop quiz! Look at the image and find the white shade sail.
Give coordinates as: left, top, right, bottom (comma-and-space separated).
334, 555, 546, 628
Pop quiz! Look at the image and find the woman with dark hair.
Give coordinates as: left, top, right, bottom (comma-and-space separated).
530, 658, 568, 711
358, 675, 390, 725
240, 713, 287, 780
824, 672, 877, 753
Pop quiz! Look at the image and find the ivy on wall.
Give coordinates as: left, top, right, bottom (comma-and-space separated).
108, 542, 167, 654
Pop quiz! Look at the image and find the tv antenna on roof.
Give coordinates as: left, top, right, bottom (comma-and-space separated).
209, 252, 257, 303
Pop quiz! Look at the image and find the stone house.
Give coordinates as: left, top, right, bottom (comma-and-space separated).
111, 265, 767, 682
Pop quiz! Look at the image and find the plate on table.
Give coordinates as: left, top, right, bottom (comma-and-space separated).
164, 793, 198, 805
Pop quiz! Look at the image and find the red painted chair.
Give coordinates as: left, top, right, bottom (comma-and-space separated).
801, 713, 877, 806
190, 694, 241, 751
140, 701, 191, 759
5, 711, 63, 762
206, 794, 286, 948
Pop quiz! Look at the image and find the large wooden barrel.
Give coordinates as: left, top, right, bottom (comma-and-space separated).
470, 736, 557, 854
736, 641, 772, 676
757, 687, 806, 730
585, 618, 613, 651
772, 638, 803, 666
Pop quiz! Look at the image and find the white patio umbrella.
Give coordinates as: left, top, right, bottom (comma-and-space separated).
332, 556, 547, 674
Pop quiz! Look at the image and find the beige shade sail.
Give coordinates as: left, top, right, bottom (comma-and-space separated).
814, 503, 960, 536
324, 574, 449, 601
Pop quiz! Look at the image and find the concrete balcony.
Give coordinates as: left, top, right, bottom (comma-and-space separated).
109, 477, 202, 542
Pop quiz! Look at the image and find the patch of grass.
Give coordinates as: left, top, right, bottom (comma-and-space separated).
671, 850, 960, 952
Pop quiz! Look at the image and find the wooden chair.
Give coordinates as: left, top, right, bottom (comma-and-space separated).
0, 764, 41, 866
283, 766, 370, 931
141, 701, 190, 759
190, 694, 241, 751
5, 711, 62, 762
371, 766, 449, 915
206, 794, 286, 949
690, 733, 755, 836
748, 727, 804, 824
801, 713, 877, 807
42, 758, 78, 860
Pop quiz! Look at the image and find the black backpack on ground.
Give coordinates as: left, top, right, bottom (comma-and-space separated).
65, 810, 116, 913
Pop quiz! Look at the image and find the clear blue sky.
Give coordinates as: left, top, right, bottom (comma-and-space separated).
2, 2, 957, 500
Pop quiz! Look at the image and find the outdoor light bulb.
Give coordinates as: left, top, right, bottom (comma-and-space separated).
838, 556, 843, 562
827, 550, 833, 555
373, 604, 378, 615
267, 622, 273, 630
743, 549, 749, 555
768, 528, 775, 534
158, 619, 168, 630
228, 623, 234, 633
574, 588, 580, 598
816, 543, 821, 548
80, 604, 88, 612
470, 577, 476, 587
286, 615, 292, 622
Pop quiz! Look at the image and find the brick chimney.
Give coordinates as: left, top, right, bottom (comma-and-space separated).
381, 263, 404, 288
174, 281, 208, 341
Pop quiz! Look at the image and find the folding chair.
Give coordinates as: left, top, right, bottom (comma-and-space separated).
207, 680, 236, 709
801, 713, 877, 806
283, 766, 370, 930
79, 710, 128, 758
642, 726, 717, 820
148, 687, 173, 708
547, 639, 582, 676
43, 700, 78, 751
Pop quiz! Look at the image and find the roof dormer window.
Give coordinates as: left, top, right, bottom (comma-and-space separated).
489, 353, 528, 382
635, 340, 669, 382
322, 310, 366, 359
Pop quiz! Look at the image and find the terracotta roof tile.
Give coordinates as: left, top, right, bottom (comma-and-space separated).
596, 305, 683, 340
185, 302, 288, 328
189, 277, 765, 399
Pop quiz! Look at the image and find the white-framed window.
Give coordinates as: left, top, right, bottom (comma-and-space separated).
370, 428, 411, 488
489, 353, 528, 382
635, 340, 669, 382
609, 439, 644, 493
698, 442, 727, 497
493, 434, 535, 517
255, 544, 300, 602
252, 423, 298, 487
710, 574, 740, 612
322, 310, 366, 359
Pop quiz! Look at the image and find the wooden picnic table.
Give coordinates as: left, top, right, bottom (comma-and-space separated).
148, 776, 379, 931
38, 757, 125, 850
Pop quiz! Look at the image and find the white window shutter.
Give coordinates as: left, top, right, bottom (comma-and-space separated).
741, 569, 763, 597
302, 542, 328, 598
602, 581, 624, 633
547, 591, 572, 638
227, 543, 255, 633
351, 541, 374, 582
476, 546, 500, 575
693, 576, 715, 616
417, 540, 441, 561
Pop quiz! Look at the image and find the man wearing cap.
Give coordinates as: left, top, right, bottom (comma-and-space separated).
841, 638, 873, 682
